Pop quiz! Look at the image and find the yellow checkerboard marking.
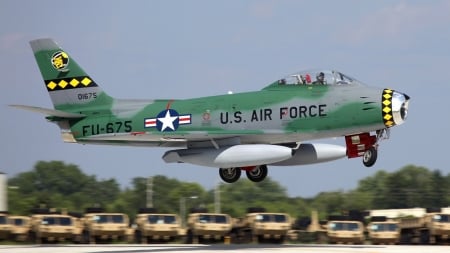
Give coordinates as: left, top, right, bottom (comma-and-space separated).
382, 89, 394, 127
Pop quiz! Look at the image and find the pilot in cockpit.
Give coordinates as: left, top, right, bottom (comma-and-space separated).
313, 72, 326, 85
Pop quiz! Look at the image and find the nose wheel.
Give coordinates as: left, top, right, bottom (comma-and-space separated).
362, 147, 377, 167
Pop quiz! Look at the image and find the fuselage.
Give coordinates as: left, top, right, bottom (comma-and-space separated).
69, 84, 387, 147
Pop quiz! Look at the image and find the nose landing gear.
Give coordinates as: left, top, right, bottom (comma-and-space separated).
362, 147, 377, 167
346, 128, 389, 167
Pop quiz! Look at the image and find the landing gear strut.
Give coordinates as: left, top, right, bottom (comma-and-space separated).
345, 128, 389, 167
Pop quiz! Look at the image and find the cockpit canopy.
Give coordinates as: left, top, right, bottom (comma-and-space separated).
267, 69, 366, 88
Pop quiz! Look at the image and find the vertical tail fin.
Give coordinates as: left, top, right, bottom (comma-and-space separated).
30, 38, 113, 111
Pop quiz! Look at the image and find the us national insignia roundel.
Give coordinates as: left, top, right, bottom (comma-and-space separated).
144, 109, 191, 132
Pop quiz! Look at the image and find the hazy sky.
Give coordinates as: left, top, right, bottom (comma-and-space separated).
1, 0, 450, 197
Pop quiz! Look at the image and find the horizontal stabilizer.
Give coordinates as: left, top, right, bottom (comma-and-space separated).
10, 105, 86, 119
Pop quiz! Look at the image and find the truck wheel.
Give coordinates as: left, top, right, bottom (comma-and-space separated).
90, 235, 96, 244
193, 235, 199, 244
82, 230, 90, 244
317, 232, 329, 244
251, 234, 258, 244
186, 230, 193, 244
277, 235, 286, 244
28, 231, 36, 243
135, 230, 142, 243
420, 230, 430, 244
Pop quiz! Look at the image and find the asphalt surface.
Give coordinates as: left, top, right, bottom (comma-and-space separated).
0, 244, 448, 253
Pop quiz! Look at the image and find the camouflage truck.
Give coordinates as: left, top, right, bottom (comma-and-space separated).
134, 208, 183, 243
325, 215, 365, 244
367, 208, 450, 244
231, 208, 291, 244
186, 210, 232, 244
366, 216, 400, 245
29, 210, 82, 243
421, 208, 450, 244
8, 216, 31, 241
367, 208, 427, 244
82, 208, 133, 243
0, 212, 11, 240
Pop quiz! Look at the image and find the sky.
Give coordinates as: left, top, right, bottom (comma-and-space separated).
1, 0, 450, 198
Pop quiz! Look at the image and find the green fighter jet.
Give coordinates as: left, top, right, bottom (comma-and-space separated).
12, 38, 410, 183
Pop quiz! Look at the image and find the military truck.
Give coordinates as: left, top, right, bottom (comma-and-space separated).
325, 215, 365, 244
134, 208, 183, 243
186, 209, 232, 244
422, 207, 450, 244
82, 208, 133, 243
8, 216, 31, 241
29, 209, 82, 243
231, 208, 291, 244
367, 216, 400, 245
0, 212, 11, 240
366, 208, 427, 244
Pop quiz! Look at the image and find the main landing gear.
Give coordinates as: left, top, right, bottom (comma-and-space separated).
219, 165, 268, 183
345, 129, 389, 167
219, 167, 241, 183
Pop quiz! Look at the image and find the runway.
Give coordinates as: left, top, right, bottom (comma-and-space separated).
0, 244, 448, 253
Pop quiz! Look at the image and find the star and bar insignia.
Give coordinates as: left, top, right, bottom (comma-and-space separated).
144, 109, 191, 132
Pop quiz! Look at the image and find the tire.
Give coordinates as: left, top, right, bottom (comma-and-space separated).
246, 165, 268, 182
82, 230, 90, 244
219, 168, 241, 183
363, 147, 377, 167
186, 230, 193, 244
29, 231, 36, 244
135, 230, 142, 244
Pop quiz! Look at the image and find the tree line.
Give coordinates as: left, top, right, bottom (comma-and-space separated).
7, 161, 450, 220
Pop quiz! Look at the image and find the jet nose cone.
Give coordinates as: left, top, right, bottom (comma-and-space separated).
392, 91, 410, 125
382, 89, 410, 127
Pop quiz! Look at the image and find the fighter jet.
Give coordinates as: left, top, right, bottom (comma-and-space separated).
12, 38, 410, 183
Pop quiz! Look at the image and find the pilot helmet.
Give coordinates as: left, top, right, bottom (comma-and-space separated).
317, 72, 325, 81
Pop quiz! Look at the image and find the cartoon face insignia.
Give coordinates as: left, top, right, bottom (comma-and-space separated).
51, 51, 69, 71
144, 109, 191, 132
